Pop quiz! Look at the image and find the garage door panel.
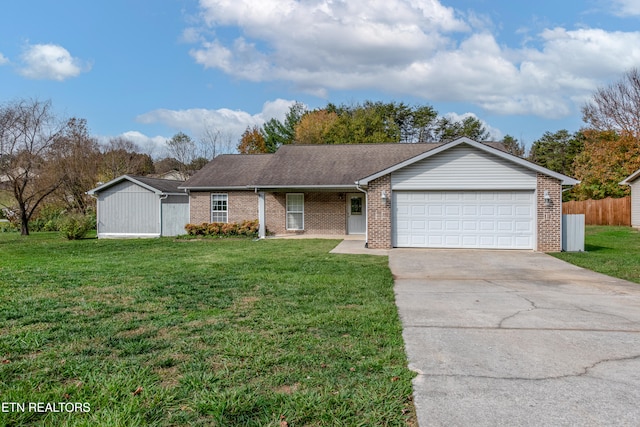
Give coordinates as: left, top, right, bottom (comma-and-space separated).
394, 190, 534, 249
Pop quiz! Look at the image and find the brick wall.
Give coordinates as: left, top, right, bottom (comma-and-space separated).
189, 192, 210, 224
367, 175, 392, 249
266, 192, 346, 235
537, 173, 562, 252
228, 192, 258, 223
189, 191, 258, 224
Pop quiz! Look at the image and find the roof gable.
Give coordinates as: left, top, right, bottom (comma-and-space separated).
87, 175, 186, 195
358, 137, 580, 186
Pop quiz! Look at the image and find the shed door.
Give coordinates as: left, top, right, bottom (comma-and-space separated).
393, 190, 535, 249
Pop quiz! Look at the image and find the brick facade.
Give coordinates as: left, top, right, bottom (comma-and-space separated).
265, 192, 346, 235
536, 173, 562, 252
189, 191, 210, 224
189, 191, 258, 224
191, 191, 346, 235
367, 175, 392, 249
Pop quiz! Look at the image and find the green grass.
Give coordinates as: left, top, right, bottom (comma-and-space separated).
553, 226, 640, 284
0, 234, 415, 426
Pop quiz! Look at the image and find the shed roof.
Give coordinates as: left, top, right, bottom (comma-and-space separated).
87, 175, 186, 195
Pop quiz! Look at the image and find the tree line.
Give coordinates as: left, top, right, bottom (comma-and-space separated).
237, 101, 499, 153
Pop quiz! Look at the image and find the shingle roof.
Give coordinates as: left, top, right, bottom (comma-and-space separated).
88, 175, 186, 195
181, 154, 274, 188
182, 143, 447, 189
130, 176, 185, 193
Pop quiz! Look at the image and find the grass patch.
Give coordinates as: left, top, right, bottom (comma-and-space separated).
552, 226, 640, 284
0, 234, 415, 426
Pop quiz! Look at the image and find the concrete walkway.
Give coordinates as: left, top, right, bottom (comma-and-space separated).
390, 249, 640, 427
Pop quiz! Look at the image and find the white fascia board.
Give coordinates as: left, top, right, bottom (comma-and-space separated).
356, 137, 580, 186
621, 168, 640, 185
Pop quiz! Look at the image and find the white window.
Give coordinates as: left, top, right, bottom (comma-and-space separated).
286, 193, 304, 230
211, 193, 228, 223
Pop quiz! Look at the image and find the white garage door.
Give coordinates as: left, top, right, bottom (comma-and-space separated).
394, 191, 535, 249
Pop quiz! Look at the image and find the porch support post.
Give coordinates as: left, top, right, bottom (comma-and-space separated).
258, 191, 266, 238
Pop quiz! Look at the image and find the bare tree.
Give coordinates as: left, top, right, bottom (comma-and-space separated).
198, 124, 233, 159
166, 132, 196, 179
0, 99, 67, 235
99, 137, 155, 181
582, 68, 640, 136
50, 117, 101, 213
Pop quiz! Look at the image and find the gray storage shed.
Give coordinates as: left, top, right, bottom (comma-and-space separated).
621, 169, 640, 228
88, 175, 189, 238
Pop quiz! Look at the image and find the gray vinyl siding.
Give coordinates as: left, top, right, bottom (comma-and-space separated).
97, 181, 160, 236
632, 181, 640, 227
161, 195, 189, 236
391, 145, 537, 190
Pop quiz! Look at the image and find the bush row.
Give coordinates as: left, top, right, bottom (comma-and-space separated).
185, 220, 260, 237
0, 206, 96, 240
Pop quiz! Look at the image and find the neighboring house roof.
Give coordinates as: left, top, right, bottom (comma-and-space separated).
181, 138, 579, 190
87, 175, 187, 196
621, 168, 640, 185
151, 170, 188, 181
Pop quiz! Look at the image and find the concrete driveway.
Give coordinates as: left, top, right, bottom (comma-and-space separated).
390, 249, 640, 427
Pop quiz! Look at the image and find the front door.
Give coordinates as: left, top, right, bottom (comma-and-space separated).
347, 193, 366, 234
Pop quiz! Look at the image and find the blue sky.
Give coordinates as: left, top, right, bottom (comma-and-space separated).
1, 0, 639, 157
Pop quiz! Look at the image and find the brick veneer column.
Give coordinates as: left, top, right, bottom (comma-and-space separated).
367, 175, 392, 249
537, 173, 562, 252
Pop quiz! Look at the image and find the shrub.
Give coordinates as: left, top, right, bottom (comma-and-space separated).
184, 220, 259, 238
59, 214, 93, 240
30, 205, 67, 232
0, 221, 17, 233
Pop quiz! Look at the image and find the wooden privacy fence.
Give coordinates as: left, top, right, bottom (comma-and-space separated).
562, 196, 631, 226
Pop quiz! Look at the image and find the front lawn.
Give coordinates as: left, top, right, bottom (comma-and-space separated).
0, 234, 415, 426
552, 226, 640, 284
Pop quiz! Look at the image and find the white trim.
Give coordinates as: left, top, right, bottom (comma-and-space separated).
88, 175, 164, 195
357, 137, 580, 186
286, 193, 304, 230
97, 233, 161, 239
621, 168, 640, 185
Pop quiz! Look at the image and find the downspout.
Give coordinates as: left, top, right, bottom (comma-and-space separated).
355, 181, 368, 248
159, 194, 168, 237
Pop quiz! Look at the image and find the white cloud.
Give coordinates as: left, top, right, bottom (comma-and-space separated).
134, 99, 297, 154
0, 53, 8, 65
18, 43, 90, 81
611, 0, 640, 16
189, 0, 640, 118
